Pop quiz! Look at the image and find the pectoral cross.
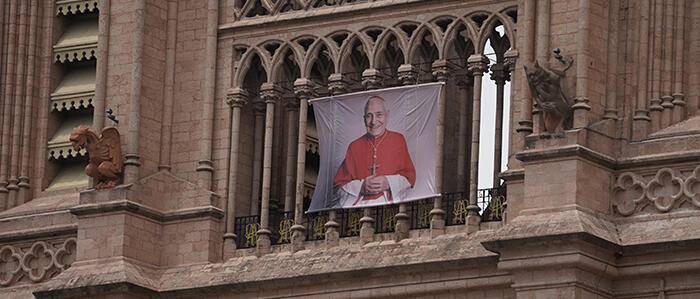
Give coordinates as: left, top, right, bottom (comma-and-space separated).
368, 151, 381, 175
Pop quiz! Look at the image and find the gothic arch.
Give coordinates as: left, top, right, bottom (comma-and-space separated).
372, 28, 407, 69
407, 24, 441, 64
234, 47, 270, 87
302, 38, 337, 79
476, 13, 514, 54
269, 43, 303, 83
442, 18, 477, 60
337, 34, 371, 74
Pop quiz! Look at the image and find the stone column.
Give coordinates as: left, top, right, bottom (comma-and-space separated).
602, 0, 619, 121
291, 78, 315, 252
394, 64, 417, 242
430, 60, 449, 237
324, 74, 347, 247
18, 0, 40, 204
467, 55, 489, 233
533, 0, 550, 134
633, 0, 651, 139
490, 63, 509, 187
455, 75, 472, 193
123, 0, 146, 186
249, 100, 265, 215
517, 0, 535, 135
0, 0, 18, 209
7, 0, 29, 209
572, 0, 591, 128
359, 68, 382, 244
671, 0, 686, 125
223, 88, 248, 258
256, 83, 281, 256
196, 0, 219, 191
284, 95, 299, 213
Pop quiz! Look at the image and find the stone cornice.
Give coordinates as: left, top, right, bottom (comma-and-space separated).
516, 145, 617, 169
0, 224, 77, 243
70, 200, 224, 222
516, 144, 700, 171
220, 0, 426, 33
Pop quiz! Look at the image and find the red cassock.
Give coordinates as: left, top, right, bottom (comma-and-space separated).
333, 130, 416, 203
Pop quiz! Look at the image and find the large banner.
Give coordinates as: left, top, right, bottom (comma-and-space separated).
308, 82, 442, 212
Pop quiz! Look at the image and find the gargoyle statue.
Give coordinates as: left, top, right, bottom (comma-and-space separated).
69, 126, 122, 189
524, 60, 572, 133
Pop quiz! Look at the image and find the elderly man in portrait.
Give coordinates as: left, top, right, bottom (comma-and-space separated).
332, 96, 416, 208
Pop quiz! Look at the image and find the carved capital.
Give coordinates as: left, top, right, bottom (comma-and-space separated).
259, 83, 282, 104
397, 64, 417, 86
467, 55, 489, 76
431, 60, 450, 82
293, 78, 316, 99
362, 68, 383, 90
489, 63, 510, 85
503, 49, 519, 72
225, 88, 249, 108
328, 73, 348, 95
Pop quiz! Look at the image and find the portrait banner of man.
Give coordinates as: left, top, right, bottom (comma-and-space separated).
307, 82, 442, 212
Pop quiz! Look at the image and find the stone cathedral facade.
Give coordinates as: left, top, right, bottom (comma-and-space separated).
0, 0, 699, 298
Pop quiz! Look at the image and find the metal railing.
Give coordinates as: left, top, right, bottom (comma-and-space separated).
233, 186, 506, 248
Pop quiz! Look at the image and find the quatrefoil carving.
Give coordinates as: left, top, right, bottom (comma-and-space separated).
612, 172, 646, 216
53, 238, 77, 271
0, 246, 22, 287
613, 166, 700, 216
21, 242, 55, 282
684, 165, 700, 207
645, 168, 684, 212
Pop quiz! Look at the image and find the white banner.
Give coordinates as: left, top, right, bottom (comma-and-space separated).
308, 82, 442, 212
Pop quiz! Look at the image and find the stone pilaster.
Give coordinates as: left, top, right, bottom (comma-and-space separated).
256, 83, 282, 256
223, 88, 248, 259
466, 55, 489, 234
291, 79, 315, 252
325, 74, 346, 247
394, 64, 417, 242
430, 60, 449, 237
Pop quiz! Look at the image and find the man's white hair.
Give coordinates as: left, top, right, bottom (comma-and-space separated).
364, 96, 387, 114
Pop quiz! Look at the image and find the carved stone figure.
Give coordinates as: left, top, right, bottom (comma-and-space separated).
69, 126, 122, 189
524, 60, 572, 133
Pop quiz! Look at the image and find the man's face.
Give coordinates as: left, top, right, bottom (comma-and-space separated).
364, 100, 388, 138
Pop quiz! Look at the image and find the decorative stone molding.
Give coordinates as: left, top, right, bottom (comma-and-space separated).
613, 165, 700, 216
0, 238, 76, 287
684, 166, 700, 207
233, 0, 414, 21
54, 45, 97, 64
51, 91, 94, 112
56, 0, 98, 16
